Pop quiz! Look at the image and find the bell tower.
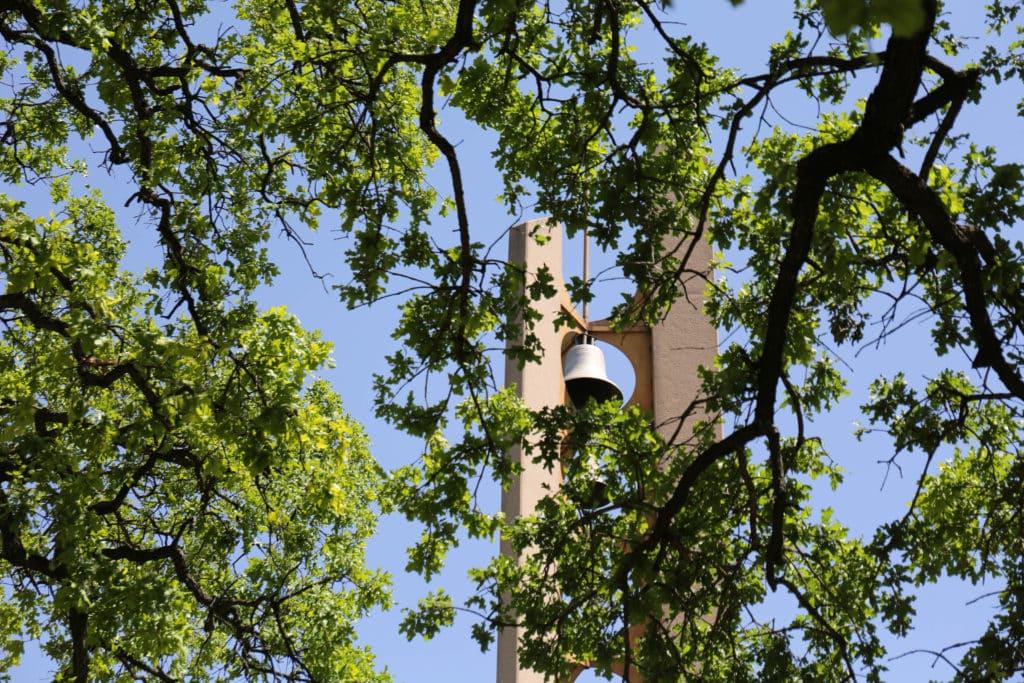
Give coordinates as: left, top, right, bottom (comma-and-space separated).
496, 217, 718, 682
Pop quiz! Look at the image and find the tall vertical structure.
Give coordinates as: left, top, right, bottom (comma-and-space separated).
497, 218, 718, 682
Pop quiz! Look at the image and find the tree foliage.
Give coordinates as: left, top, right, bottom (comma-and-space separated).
0, 2, 391, 680
2, 0, 1024, 680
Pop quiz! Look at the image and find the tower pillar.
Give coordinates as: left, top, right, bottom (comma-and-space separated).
498, 218, 717, 682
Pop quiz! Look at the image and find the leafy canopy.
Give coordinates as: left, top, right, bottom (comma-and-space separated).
3, 0, 1024, 681
0, 2, 393, 680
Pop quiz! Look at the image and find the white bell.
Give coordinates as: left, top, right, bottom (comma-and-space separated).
563, 333, 623, 407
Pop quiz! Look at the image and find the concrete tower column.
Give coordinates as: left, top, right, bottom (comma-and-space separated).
498, 218, 717, 682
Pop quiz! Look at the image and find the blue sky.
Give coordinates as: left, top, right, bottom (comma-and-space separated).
8, 0, 1023, 680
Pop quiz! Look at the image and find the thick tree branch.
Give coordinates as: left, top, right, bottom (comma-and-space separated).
68, 608, 90, 683
868, 154, 1024, 399
627, 0, 942, 598
413, 0, 480, 299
